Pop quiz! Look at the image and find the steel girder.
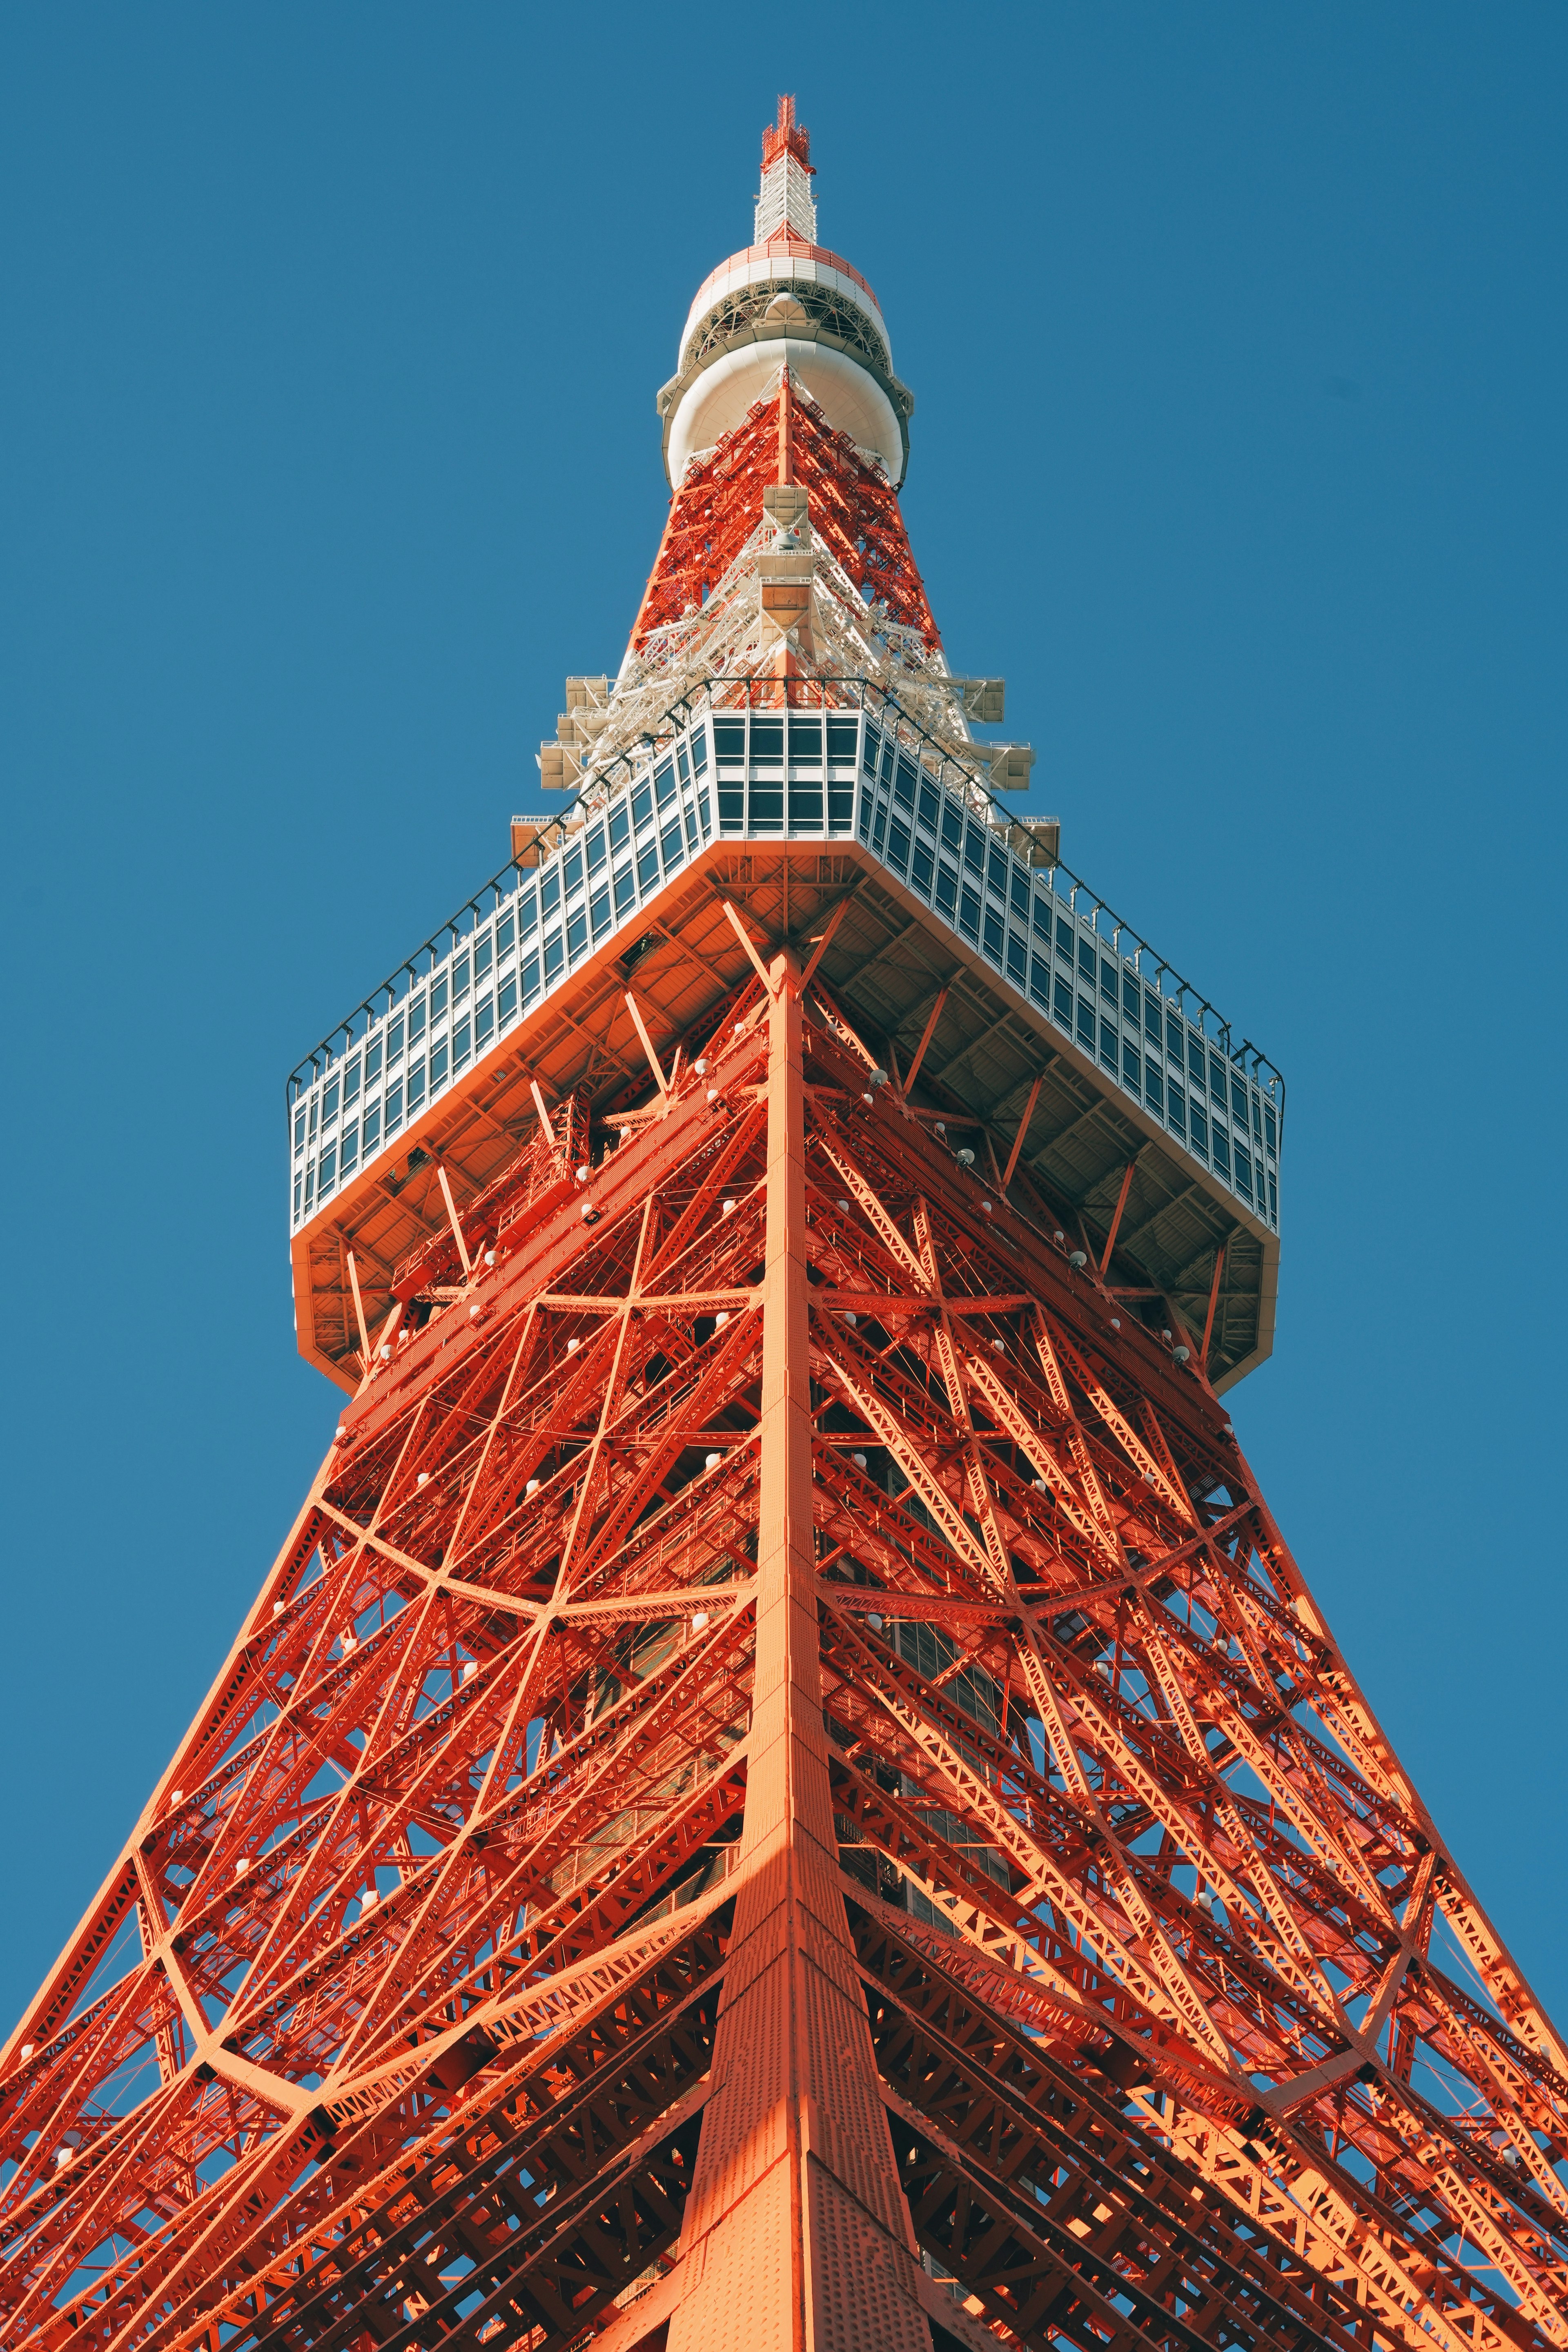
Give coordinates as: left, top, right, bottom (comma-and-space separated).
3, 963, 1566, 2352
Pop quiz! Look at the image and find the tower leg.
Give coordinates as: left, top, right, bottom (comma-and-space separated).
667, 957, 931, 2352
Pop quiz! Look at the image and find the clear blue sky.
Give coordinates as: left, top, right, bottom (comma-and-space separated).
3, 7, 1563, 2030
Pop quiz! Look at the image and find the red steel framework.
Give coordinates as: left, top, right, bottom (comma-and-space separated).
5, 961, 1568, 2352
632, 381, 938, 651
4, 89, 1567, 2352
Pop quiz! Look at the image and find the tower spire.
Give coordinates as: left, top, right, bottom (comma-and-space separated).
755, 91, 817, 243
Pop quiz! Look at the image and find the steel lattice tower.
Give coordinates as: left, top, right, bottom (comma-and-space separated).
5, 95, 1566, 2352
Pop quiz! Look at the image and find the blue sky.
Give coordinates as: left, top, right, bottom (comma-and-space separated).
2, 5, 1564, 2030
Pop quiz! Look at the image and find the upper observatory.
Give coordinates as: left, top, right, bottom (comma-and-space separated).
656, 96, 915, 488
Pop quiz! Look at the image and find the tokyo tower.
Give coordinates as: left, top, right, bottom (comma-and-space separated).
7, 93, 1568, 2352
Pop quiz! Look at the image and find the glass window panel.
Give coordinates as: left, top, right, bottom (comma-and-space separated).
385, 1080, 403, 1131
1144, 992, 1161, 1038
388, 1015, 405, 1062
940, 805, 962, 850
566, 911, 587, 957
827, 717, 858, 762
365, 1038, 382, 1082
749, 786, 783, 829
1167, 1084, 1185, 1138
788, 789, 822, 826
499, 975, 518, 1025
751, 717, 783, 761
520, 950, 541, 1004
430, 1039, 450, 1088
655, 760, 676, 807
715, 719, 745, 762
586, 824, 606, 874
861, 724, 881, 773
452, 1019, 471, 1070
982, 906, 1004, 959
590, 885, 611, 936
1122, 1039, 1140, 1089
340, 1124, 358, 1172
1212, 1126, 1231, 1177
544, 933, 563, 981
917, 782, 938, 828
608, 808, 630, 851
1265, 1106, 1277, 1154
1122, 973, 1140, 1021
1145, 1060, 1163, 1113
963, 824, 985, 874
323, 1079, 339, 1124
1076, 997, 1095, 1048
452, 953, 470, 1001
613, 865, 635, 913
638, 845, 661, 888
1053, 973, 1072, 1027
474, 934, 492, 979
476, 995, 494, 1046
541, 871, 560, 915
519, 890, 539, 935
788, 716, 822, 762
319, 1146, 335, 1191
344, 1057, 361, 1106
894, 755, 917, 807
887, 818, 911, 872
408, 1061, 426, 1111
1189, 1103, 1207, 1154
563, 850, 583, 893
935, 863, 958, 915
660, 819, 684, 864
631, 786, 653, 829
987, 844, 1009, 892
1007, 931, 1027, 983
958, 884, 980, 939
363, 1102, 381, 1152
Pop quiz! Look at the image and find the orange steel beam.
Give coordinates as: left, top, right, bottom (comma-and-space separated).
1098, 1158, 1137, 1274
798, 893, 849, 992
345, 1248, 371, 1361
1200, 1241, 1226, 1368
720, 894, 777, 995
666, 956, 927, 2349
1002, 1072, 1044, 1190
624, 989, 669, 1096
435, 1162, 473, 1277
902, 987, 947, 1092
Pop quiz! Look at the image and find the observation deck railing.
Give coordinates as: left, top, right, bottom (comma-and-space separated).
285, 678, 1283, 1238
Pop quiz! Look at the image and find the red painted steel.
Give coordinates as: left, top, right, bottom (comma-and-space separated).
4, 960, 1566, 2352
633, 382, 939, 651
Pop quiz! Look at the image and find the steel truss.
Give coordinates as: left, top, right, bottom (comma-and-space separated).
4, 959, 1566, 2352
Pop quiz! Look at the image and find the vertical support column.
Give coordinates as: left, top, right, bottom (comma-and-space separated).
668, 957, 929, 2352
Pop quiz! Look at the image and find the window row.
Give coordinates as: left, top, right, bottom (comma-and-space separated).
292, 763, 714, 1219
